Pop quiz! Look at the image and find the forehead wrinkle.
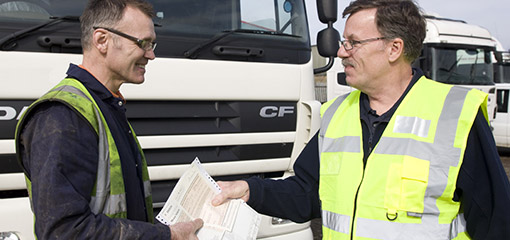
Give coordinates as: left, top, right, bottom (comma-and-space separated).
343, 9, 379, 41
116, 6, 156, 42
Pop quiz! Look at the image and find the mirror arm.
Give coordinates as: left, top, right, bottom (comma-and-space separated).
314, 56, 335, 74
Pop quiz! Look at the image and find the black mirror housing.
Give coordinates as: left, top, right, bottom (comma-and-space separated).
317, 0, 338, 23
314, 0, 339, 74
317, 27, 340, 57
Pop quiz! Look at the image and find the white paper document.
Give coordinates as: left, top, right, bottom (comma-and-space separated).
156, 158, 261, 240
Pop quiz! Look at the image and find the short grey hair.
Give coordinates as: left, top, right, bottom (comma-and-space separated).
80, 0, 154, 51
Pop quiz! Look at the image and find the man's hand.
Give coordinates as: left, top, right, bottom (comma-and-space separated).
211, 180, 250, 206
169, 218, 203, 240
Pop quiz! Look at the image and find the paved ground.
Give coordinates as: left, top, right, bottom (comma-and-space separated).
311, 151, 510, 239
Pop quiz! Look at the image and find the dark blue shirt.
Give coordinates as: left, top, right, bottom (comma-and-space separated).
18, 64, 170, 239
246, 69, 510, 239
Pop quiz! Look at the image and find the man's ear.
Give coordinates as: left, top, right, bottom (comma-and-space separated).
388, 38, 404, 63
92, 29, 108, 53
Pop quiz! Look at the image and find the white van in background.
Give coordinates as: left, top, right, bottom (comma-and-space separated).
494, 82, 510, 147
492, 41, 510, 148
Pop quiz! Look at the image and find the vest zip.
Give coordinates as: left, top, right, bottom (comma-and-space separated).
350, 151, 366, 239
319, 80, 484, 239
350, 112, 376, 238
367, 122, 379, 156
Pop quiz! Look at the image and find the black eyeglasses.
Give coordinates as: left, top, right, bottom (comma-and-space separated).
340, 37, 387, 51
93, 26, 157, 51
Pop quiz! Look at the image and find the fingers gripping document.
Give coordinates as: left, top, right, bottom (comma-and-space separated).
156, 158, 261, 240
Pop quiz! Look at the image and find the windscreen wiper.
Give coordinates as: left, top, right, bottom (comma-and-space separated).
469, 52, 480, 83
445, 55, 463, 83
184, 29, 299, 59
0, 16, 80, 50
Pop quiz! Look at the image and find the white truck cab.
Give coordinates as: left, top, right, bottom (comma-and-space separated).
492, 39, 510, 148
415, 14, 497, 121
0, 0, 341, 239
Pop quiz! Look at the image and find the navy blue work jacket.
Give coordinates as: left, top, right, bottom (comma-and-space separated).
246, 68, 510, 239
17, 64, 170, 239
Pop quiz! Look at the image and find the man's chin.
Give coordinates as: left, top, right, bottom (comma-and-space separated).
345, 77, 358, 88
128, 76, 145, 85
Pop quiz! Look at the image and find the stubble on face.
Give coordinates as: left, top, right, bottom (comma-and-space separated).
340, 9, 385, 92
107, 6, 156, 88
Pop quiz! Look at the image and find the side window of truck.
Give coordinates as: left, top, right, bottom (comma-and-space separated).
240, 0, 292, 34
497, 89, 509, 113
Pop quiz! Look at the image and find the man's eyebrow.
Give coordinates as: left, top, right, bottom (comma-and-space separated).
343, 33, 356, 40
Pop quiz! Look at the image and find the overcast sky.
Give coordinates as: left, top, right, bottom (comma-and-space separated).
306, 0, 509, 51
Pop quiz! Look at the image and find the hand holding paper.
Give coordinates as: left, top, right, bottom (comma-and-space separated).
169, 219, 204, 240
211, 180, 250, 206
157, 158, 261, 240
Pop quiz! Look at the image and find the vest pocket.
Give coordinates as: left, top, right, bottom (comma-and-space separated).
320, 152, 342, 175
401, 156, 429, 213
385, 156, 430, 218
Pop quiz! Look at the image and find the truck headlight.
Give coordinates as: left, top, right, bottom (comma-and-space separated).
0, 232, 20, 240
271, 217, 292, 225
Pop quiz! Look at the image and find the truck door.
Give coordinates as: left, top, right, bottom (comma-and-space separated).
495, 84, 510, 147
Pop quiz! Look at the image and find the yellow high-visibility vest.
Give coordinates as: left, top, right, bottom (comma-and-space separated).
318, 77, 487, 240
15, 78, 154, 224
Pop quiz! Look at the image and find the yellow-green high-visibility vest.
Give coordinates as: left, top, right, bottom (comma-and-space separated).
318, 77, 488, 240
15, 78, 154, 223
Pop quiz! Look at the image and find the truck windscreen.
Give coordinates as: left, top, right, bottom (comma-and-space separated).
0, 0, 310, 63
432, 47, 494, 85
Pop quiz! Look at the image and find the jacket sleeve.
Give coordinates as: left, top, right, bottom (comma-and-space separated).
458, 109, 510, 239
18, 102, 171, 239
246, 131, 321, 223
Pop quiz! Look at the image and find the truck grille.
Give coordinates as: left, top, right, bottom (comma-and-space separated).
1, 100, 297, 171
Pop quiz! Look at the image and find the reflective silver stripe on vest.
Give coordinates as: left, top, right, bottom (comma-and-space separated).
356, 215, 451, 239
144, 180, 151, 198
393, 115, 431, 138
319, 93, 351, 158
100, 193, 127, 215
357, 86, 471, 239
322, 209, 351, 234
321, 136, 361, 153
319, 93, 361, 235
450, 213, 467, 239
319, 86, 471, 239
356, 213, 467, 239
49, 85, 126, 216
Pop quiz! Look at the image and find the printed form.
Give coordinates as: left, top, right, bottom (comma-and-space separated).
156, 158, 261, 240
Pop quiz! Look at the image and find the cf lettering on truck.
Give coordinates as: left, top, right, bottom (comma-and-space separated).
260, 106, 295, 118
0, 0, 339, 239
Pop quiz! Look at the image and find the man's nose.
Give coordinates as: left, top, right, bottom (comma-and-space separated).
337, 43, 349, 58
145, 48, 156, 60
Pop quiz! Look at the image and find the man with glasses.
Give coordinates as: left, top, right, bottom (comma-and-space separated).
212, 0, 510, 239
15, 0, 202, 239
